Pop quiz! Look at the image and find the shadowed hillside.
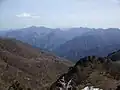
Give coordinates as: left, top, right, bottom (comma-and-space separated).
54, 29, 120, 61
108, 50, 120, 61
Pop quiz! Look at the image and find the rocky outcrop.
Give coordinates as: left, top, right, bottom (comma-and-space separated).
50, 56, 120, 90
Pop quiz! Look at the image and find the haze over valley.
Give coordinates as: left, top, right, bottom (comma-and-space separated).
1, 27, 120, 61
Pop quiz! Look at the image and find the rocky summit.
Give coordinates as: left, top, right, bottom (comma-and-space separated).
50, 56, 120, 90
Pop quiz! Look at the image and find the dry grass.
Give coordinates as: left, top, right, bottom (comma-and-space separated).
0, 37, 73, 90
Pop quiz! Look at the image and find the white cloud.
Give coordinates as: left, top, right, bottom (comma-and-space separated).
16, 13, 40, 18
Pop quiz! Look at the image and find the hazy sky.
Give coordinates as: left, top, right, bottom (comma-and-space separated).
0, 0, 120, 29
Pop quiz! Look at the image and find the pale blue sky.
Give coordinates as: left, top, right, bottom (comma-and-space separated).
0, 0, 120, 29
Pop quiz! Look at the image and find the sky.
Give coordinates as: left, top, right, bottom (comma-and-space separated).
0, 0, 120, 29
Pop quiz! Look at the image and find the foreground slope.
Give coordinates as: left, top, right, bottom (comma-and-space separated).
50, 56, 120, 90
0, 37, 72, 90
108, 50, 120, 61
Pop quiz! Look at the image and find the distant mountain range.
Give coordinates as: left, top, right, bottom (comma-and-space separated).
1, 27, 120, 61
0, 26, 90, 51
54, 28, 120, 61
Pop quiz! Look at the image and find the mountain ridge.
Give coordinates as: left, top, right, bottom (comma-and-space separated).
0, 37, 73, 90
54, 29, 120, 61
0, 26, 92, 51
50, 55, 120, 90
1, 27, 120, 62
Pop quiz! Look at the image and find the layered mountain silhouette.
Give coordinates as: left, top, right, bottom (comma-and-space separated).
0, 26, 90, 51
0, 37, 72, 90
1, 27, 120, 62
54, 28, 120, 61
